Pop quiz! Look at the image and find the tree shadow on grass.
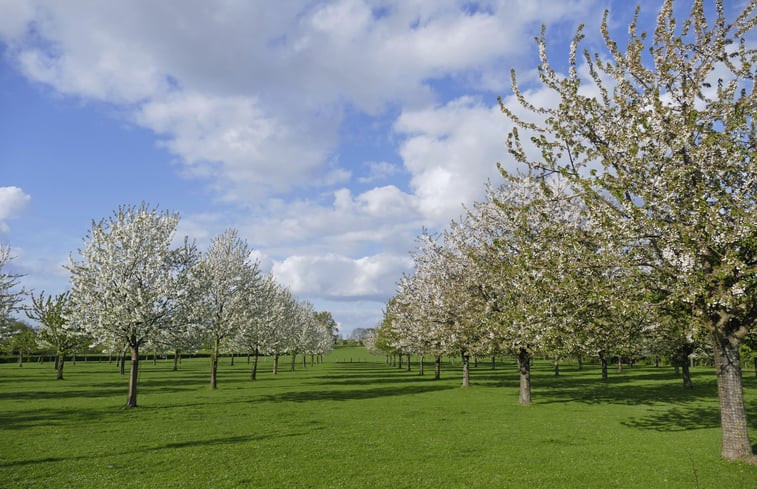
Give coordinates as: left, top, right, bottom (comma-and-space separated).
534, 378, 718, 406
309, 375, 432, 386
0, 430, 313, 468
0, 380, 203, 401
0, 406, 113, 430
257, 383, 454, 403
621, 400, 757, 432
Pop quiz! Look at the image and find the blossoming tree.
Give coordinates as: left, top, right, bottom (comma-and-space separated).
502, 0, 757, 459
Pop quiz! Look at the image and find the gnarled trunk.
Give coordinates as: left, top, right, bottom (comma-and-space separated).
126, 344, 139, 408
518, 348, 531, 405
680, 345, 694, 389
57, 355, 65, 380
461, 353, 470, 388
712, 329, 752, 460
599, 351, 608, 380
681, 360, 692, 389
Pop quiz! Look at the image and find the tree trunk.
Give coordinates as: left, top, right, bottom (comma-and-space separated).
418, 355, 424, 376
303, 355, 306, 368
273, 354, 279, 374
251, 347, 259, 381
398, 354, 403, 369
72, 353, 76, 365
473, 356, 478, 368
210, 338, 219, 389
173, 350, 180, 371
712, 331, 753, 460
406, 354, 411, 372
754, 357, 757, 378
674, 363, 680, 375
461, 353, 470, 388
153, 350, 157, 366
617, 356, 623, 373
57, 355, 65, 380
291, 353, 296, 371
577, 355, 583, 370
518, 348, 532, 405
681, 359, 693, 389
247, 353, 250, 364
434, 355, 441, 380
17, 352, 22, 367
553, 357, 560, 376
126, 345, 139, 408
231, 353, 235, 366
654, 356, 660, 368
599, 351, 608, 380
680, 348, 693, 389
54, 352, 60, 371
491, 356, 496, 370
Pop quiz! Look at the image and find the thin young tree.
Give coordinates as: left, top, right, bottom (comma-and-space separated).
27, 291, 89, 380
192, 228, 260, 389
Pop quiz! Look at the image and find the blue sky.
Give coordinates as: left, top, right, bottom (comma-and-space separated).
0, 1, 710, 335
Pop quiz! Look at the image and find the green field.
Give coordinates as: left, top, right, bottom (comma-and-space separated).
1, 346, 755, 488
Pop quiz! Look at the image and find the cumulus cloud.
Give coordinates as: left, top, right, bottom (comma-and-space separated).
135, 91, 339, 196
0, 186, 31, 233
394, 96, 508, 223
273, 253, 413, 302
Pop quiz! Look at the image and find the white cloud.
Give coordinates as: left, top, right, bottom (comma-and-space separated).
273, 252, 413, 302
135, 91, 340, 197
0, 186, 31, 233
240, 185, 423, 258
395, 96, 508, 223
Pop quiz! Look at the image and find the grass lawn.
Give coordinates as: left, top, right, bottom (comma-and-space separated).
0, 346, 755, 488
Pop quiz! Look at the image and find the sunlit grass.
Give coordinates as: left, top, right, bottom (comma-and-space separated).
0, 346, 755, 488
